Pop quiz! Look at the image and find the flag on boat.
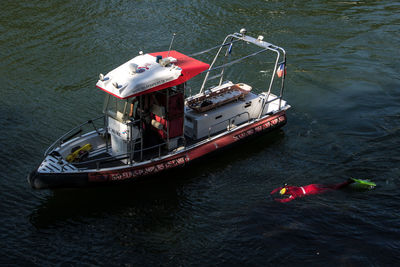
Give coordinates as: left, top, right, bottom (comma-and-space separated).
276, 63, 286, 78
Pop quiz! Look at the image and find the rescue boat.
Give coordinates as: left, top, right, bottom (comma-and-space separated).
28, 29, 290, 189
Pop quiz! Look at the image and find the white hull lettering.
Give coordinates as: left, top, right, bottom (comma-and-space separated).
100, 156, 187, 182
233, 115, 285, 141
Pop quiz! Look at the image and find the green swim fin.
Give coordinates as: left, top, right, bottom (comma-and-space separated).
350, 178, 376, 189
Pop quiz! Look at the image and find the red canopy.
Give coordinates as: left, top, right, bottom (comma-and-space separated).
142, 50, 210, 97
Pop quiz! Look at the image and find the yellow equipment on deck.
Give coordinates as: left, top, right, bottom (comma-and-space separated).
66, 144, 92, 163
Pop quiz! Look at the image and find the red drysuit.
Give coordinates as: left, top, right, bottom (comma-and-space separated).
271, 180, 353, 203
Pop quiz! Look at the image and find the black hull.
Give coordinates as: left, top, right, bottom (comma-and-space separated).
28, 171, 89, 189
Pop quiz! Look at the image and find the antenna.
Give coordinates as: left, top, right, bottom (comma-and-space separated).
167, 33, 176, 57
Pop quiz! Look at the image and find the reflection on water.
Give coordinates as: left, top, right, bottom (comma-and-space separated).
30, 181, 181, 229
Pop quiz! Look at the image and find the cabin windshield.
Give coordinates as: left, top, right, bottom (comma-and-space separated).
103, 95, 136, 122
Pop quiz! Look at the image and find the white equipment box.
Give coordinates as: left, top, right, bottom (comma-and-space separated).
184, 92, 263, 139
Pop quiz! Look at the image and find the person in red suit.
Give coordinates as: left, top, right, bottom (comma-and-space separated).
271, 179, 354, 203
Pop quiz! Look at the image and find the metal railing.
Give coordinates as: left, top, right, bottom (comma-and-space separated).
258, 95, 282, 119
72, 140, 169, 170
46, 113, 177, 168
44, 115, 105, 156
199, 32, 286, 94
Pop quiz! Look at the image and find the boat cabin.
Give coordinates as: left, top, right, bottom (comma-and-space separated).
97, 51, 210, 162
102, 84, 186, 159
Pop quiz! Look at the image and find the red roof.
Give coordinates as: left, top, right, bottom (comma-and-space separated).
138, 50, 209, 97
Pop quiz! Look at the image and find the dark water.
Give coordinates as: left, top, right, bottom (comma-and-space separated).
1, 0, 400, 265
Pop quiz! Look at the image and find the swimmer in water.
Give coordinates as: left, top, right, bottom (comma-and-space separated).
270, 178, 375, 203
